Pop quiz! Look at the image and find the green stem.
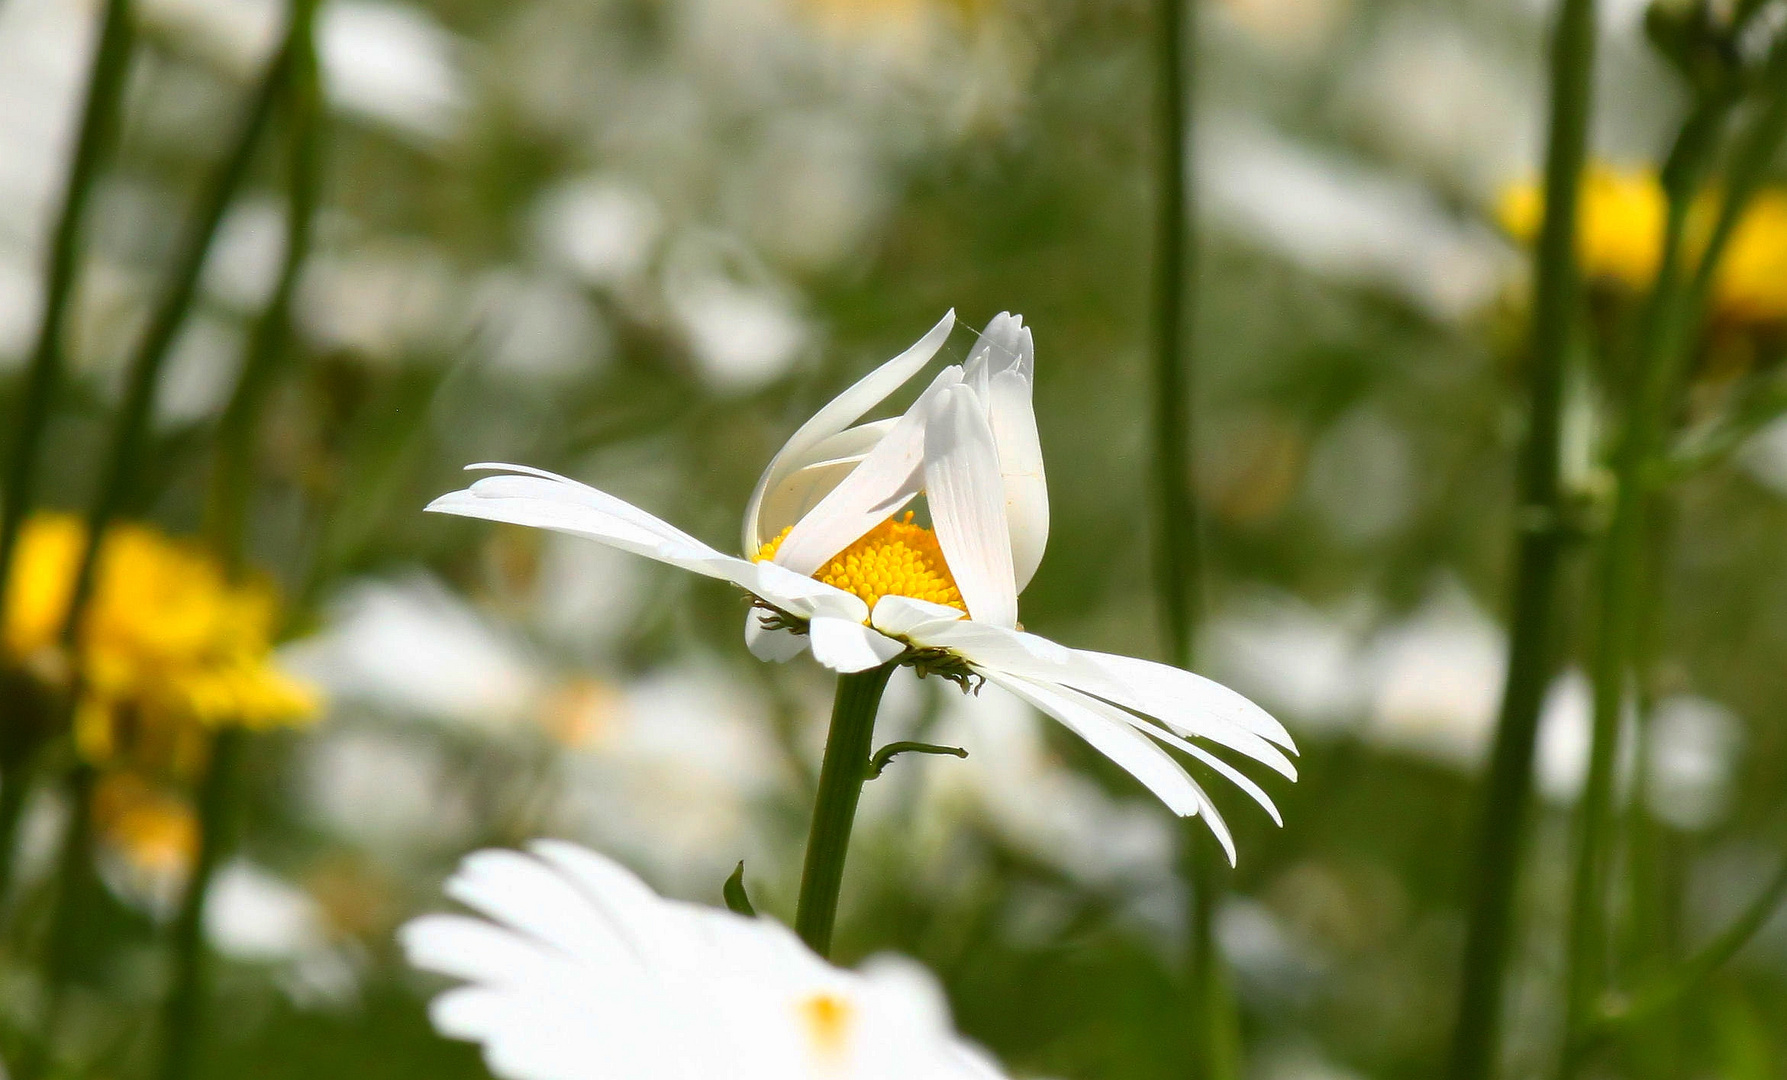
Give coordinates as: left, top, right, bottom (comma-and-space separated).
21, 760, 96, 1080
1444, 0, 1597, 1073
0, 0, 134, 623
206, 0, 324, 572
794, 662, 896, 958
1561, 112, 1713, 1070
162, 8, 321, 1079
1149, 0, 1197, 670
0, 757, 29, 916
156, 730, 242, 1080
1144, 1, 1236, 1075
58, 22, 293, 644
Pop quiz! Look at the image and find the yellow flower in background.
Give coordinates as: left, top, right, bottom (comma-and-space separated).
1498, 166, 1787, 327
1, 514, 318, 773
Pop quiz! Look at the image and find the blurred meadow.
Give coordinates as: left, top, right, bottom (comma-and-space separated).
1, 0, 1786, 1077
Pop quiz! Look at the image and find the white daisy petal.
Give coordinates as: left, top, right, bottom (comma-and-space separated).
868, 595, 966, 637
808, 615, 906, 673
960, 311, 1026, 400
986, 364, 1048, 592
1116, 712, 1284, 826
742, 309, 955, 552
984, 671, 1206, 819
745, 608, 810, 662
923, 384, 1019, 629
751, 418, 899, 550
751, 561, 870, 623
1081, 650, 1298, 752
772, 366, 964, 577
403, 843, 1014, 1080
428, 468, 760, 592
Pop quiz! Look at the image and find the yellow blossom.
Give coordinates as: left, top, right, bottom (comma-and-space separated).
2, 514, 318, 771
1497, 165, 1787, 326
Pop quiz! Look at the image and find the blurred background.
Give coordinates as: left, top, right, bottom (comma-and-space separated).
0, 0, 1784, 1077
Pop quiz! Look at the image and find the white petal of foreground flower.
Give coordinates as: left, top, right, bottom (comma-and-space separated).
401, 842, 1009, 1080
427, 313, 1296, 862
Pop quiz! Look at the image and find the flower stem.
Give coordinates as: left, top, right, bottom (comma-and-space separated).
156, 729, 242, 1080
1560, 104, 1715, 1074
206, 0, 324, 573
161, 8, 321, 1079
794, 662, 897, 958
57, 10, 291, 645
1444, 0, 1597, 1072
0, 0, 134, 625
19, 760, 96, 1080
1146, 1, 1238, 1075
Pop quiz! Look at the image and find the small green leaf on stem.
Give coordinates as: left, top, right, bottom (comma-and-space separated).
866, 741, 967, 780
723, 861, 756, 917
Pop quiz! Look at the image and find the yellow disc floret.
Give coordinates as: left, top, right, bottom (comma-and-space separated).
756, 513, 965, 614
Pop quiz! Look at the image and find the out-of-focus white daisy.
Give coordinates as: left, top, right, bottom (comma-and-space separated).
206, 860, 362, 1007
319, 0, 469, 144
1646, 695, 1743, 832
427, 313, 1297, 861
552, 662, 791, 897
281, 574, 548, 732
532, 177, 664, 289
1203, 118, 1514, 320
663, 233, 811, 392
402, 841, 1010, 1080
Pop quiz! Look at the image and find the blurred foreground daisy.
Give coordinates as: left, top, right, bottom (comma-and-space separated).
402, 841, 1010, 1080
428, 312, 1294, 954
1, 514, 317, 774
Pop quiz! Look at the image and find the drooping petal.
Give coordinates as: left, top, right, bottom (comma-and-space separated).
772, 366, 964, 577
923, 384, 1019, 628
742, 310, 955, 553
745, 608, 810, 663
808, 615, 906, 673
1080, 650, 1298, 752
983, 671, 1208, 821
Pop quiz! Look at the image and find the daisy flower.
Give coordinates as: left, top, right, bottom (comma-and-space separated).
426, 312, 1296, 866
401, 841, 1010, 1080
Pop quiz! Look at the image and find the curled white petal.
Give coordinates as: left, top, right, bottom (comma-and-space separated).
772, 365, 963, 577
742, 310, 955, 553
923, 385, 1019, 629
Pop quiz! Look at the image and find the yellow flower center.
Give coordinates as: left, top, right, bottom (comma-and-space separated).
756, 513, 965, 614
798, 992, 854, 1059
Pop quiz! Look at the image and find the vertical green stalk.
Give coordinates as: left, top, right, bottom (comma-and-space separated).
1560, 113, 1708, 1073
156, 729, 241, 1080
206, 0, 323, 571
794, 662, 897, 958
57, 23, 292, 643
0, 0, 135, 909
31, 24, 299, 1078
1559, 71, 1787, 1077
0, 0, 134, 621
18, 761, 96, 1080
1445, 0, 1597, 1073
1146, 1, 1235, 1075
157, 8, 322, 1080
